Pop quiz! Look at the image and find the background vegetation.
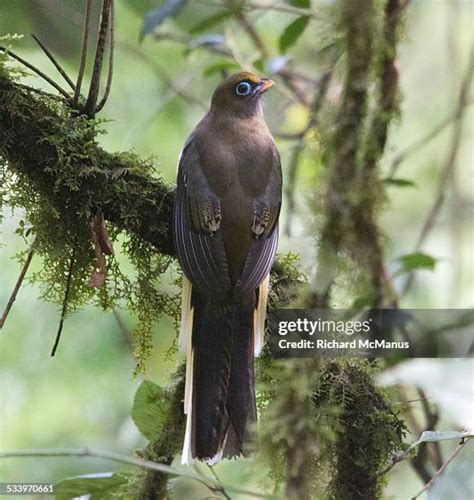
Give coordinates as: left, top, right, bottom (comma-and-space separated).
0, 0, 472, 498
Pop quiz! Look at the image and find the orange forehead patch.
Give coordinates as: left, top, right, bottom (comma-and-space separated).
228, 71, 260, 84
235, 71, 260, 83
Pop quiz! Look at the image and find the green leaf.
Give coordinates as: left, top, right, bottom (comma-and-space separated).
55, 472, 130, 500
395, 252, 437, 275
203, 60, 240, 77
279, 15, 310, 53
131, 380, 171, 441
140, 0, 188, 42
190, 11, 233, 34
383, 177, 416, 188
350, 293, 377, 312
287, 0, 311, 7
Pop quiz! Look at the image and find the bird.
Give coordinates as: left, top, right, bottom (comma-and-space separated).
173, 71, 282, 464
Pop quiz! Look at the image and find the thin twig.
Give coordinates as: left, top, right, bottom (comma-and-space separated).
207, 464, 232, 500
411, 438, 470, 499
74, 0, 93, 107
95, 0, 115, 113
380, 439, 421, 476
388, 100, 474, 177
31, 34, 76, 91
152, 30, 232, 57
50, 250, 75, 357
229, 3, 310, 105
245, 1, 317, 19
284, 68, 334, 236
84, 0, 112, 117
0, 46, 71, 99
0, 448, 269, 498
0, 240, 36, 330
418, 388, 443, 469
14, 82, 68, 101
284, 139, 305, 236
402, 46, 474, 296
117, 42, 207, 111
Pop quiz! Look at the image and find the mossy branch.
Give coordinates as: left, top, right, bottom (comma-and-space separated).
0, 77, 175, 257
312, 0, 377, 303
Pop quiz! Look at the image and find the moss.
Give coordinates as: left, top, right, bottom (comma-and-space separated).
0, 75, 177, 370
316, 359, 406, 499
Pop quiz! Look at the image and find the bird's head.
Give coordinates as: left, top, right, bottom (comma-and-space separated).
210, 72, 275, 118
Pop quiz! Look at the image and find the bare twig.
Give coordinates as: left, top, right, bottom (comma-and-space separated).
117, 42, 207, 111
153, 30, 232, 57
245, 1, 317, 19
14, 83, 67, 101
418, 389, 443, 469
236, 9, 270, 57
74, 0, 93, 107
207, 465, 232, 500
380, 439, 421, 476
31, 34, 76, 92
228, 2, 310, 105
411, 438, 470, 499
84, 0, 113, 117
284, 139, 306, 237
95, 0, 115, 113
50, 250, 75, 357
388, 100, 474, 177
0, 240, 36, 330
402, 46, 474, 296
0, 448, 269, 498
284, 68, 334, 236
0, 46, 71, 99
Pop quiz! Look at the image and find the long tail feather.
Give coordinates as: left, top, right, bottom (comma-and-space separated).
253, 274, 270, 357
180, 286, 258, 464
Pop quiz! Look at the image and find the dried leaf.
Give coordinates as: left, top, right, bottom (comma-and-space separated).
88, 210, 113, 288
92, 210, 114, 256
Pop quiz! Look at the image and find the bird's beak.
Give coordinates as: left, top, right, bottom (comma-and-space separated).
254, 78, 275, 95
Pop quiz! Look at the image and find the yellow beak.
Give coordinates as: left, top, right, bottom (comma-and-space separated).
256, 78, 275, 95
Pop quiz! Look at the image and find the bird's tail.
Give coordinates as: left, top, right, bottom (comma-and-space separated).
180, 275, 269, 464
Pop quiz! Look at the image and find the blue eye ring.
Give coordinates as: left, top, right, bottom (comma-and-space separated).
235, 81, 252, 96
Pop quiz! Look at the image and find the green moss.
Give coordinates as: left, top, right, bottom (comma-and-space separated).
0, 72, 178, 372
317, 359, 406, 499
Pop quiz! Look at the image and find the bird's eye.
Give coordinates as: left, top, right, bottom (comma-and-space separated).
235, 81, 252, 96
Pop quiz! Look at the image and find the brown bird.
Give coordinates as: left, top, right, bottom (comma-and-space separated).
173, 72, 282, 464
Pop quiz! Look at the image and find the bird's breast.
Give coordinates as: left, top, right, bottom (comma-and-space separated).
199, 130, 275, 198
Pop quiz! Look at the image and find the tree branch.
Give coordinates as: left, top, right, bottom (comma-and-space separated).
74, 0, 93, 107
84, 0, 113, 117
95, 0, 115, 113
0, 78, 175, 257
50, 248, 75, 356
0, 447, 269, 498
0, 239, 36, 330
402, 45, 474, 296
411, 438, 470, 499
31, 34, 76, 92
0, 46, 71, 99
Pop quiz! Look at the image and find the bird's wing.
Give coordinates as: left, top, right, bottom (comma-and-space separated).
173, 141, 232, 298
251, 148, 282, 238
236, 147, 282, 295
